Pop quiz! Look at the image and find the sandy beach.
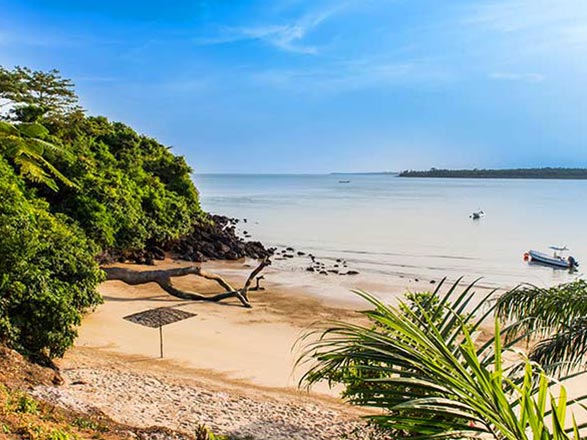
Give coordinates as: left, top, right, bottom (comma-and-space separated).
35, 258, 383, 439
29, 257, 587, 438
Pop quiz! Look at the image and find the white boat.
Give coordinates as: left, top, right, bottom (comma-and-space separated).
524, 246, 579, 269
470, 209, 484, 220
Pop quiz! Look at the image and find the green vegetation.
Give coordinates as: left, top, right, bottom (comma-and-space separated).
399, 167, 587, 179
0, 65, 204, 361
497, 279, 587, 375
299, 280, 586, 439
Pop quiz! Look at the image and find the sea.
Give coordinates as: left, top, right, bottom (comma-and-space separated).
195, 173, 587, 302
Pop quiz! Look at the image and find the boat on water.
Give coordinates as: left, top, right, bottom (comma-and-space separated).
470, 209, 484, 220
524, 246, 579, 269
338, 180, 351, 184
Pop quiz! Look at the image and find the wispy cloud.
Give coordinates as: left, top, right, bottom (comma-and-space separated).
193, 5, 345, 54
252, 57, 456, 92
489, 72, 544, 83
463, 0, 587, 51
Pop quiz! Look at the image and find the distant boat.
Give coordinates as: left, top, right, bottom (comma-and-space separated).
470, 209, 485, 220
338, 180, 351, 184
524, 246, 579, 269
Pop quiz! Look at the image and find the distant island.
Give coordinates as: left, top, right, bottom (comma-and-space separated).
399, 167, 587, 179
330, 171, 398, 175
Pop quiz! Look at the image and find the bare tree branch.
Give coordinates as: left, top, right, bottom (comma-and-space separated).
102, 257, 271, 308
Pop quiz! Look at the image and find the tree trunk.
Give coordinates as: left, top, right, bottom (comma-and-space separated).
101, 258, 271, 308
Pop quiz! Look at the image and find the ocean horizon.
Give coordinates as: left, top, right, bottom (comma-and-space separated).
196, 173, 586, 300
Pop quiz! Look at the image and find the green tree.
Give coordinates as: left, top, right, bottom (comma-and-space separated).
299, 281, 586, 439
497, 280, 587, 375
0, 157, 102, 361
0, 66, 79, 121
0, 120, 75, 191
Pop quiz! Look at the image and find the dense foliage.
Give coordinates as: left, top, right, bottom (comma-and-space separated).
44, 115, 202, 252
299, 281, 586, 439
0, 65, 204, 360
0, 157, 103, 360
399, 167, 587, 179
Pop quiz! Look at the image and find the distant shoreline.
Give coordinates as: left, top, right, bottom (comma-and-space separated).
399, 167, 587, 179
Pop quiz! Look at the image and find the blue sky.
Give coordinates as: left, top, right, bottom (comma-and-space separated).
1, 0, 586, 173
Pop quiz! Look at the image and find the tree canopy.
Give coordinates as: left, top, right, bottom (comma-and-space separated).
0, 66, 78, 121
0, 65, 204, 360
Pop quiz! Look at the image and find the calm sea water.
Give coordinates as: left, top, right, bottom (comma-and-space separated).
195, 173, 587, 295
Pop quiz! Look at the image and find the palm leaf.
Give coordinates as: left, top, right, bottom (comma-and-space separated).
298, 283, 586, 439
497, 280, 587, 374
0, 120, 75, 191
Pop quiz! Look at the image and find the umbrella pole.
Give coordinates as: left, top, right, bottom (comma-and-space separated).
159, 325, 163, 358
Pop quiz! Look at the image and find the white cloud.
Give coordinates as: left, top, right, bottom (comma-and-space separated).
463, 0, 587, 52
193, 5, 344, 54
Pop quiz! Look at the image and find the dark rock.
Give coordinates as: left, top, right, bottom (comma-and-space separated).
148, 246, 166, 260
164, 214, 272, 262
319, 270, 328, 275
346, 270, 360, 275
430, 280, 436, 284
286, 247, 294, 252
306, 267, 315, 272
297, 251, 305, 256
328, 269, 339, 274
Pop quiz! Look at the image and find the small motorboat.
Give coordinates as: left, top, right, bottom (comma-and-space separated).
470, 209, 485, 220
338, 180, 351, 184
524, 246, 579, 269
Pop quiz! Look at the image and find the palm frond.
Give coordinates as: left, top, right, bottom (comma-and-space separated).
497, 280, 587, 340
36, 154, 77, 188
14, 156, 58, 191
0, 120, 74, 191
530, 316, 587, 375
298, 283, 586, 439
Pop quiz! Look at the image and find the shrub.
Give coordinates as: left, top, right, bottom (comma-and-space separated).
0, 157, 103, 360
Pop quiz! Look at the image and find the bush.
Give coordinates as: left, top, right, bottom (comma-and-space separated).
0, 157, 103, 360
44, 116, 202, 253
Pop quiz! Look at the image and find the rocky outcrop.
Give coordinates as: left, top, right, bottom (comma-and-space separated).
98, 215, 273, 265
166, 215, 273, 263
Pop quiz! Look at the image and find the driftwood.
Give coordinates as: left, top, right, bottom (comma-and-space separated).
102, 257, 271, 308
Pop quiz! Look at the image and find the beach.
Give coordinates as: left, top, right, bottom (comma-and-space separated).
34, 258, 381, 439
31, 257, 587, 438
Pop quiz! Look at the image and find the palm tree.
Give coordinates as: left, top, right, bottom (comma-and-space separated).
0, 120, 75, 191
298, 279, 586, 439
497, 279, 587, 375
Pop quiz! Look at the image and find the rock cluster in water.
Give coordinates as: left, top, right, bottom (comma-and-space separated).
274, 247, 360, 276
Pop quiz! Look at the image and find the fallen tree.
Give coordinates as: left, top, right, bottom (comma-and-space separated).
102, 257, 271, 308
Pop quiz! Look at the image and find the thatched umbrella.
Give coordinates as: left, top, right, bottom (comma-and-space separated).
123, 307, 197, 358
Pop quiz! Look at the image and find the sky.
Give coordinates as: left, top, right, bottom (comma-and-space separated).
0, 0, 586, 173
